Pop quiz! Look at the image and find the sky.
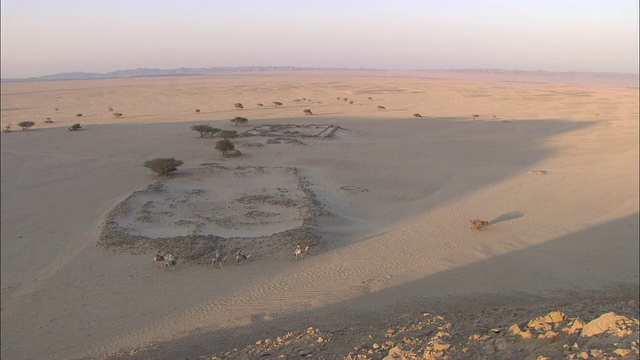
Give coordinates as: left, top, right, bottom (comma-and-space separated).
1, 0, 638, 78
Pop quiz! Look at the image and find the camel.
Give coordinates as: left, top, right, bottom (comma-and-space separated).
294, 244, 310, 259
210, 250, 227, 268
236, 251, 251, 264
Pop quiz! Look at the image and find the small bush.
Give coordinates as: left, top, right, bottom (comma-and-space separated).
377, 106, 386, 111
230, 117, 248, 127
413, 113, 422, 118
349, 101, 353, 104
215, 138, 235, 155
218, 130, 238, 139
69, 123, 82, 131
257, 103, 264, 107
195, 109, 200, 113
343, 98, 348, 101
472, 114, 480, 120
191, 124, 221, 137
3, 123, 12, 133
294, 99, 301, 103
303, 109, 313, 115
113, 113, 123, 118
234, 103, 244, 110
143, 158, 184, 176
75, 113, 83, 117
273, 101, 283, 107
17, 121, 35, 130
44, 118, 54, 123
108, 107, 114, 112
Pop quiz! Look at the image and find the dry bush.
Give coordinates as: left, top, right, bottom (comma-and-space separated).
303, 109, 313, 115
108, 107, 114, 112
413, 113, 422, 117
44, 118, 54, 123
257, 103, 264, 107
234, 103, 244, 110
273, 101, 283, 107
470, 219, 489, 230
195, 109, 200, 113
17, 121, 35, 130
3, 123, 12, 133
113, 113, 123, 118
472, 114, 480, 120
377, 106, 386, 111
75, 113, 83, 117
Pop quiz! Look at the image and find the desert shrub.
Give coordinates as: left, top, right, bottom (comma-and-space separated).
257, 103, 264, 107
191, 124, 220, 137
108, 107, 114, 111
234, 103, 244, 110
349, 101, 353, 104
343, 98, 348, 101
75, 113, 83, 117
218, 130, 238, 139
143, 158, 184, 176
215, 139, 235, 155
195, 109, 200, 113
377, 106, 386, 111
472, 114, 480, 120
303, 109, 313, 115
368, 97, 372, 100
44, 118, 54, 123
230, 117, 248, 127
54, 108, 59, 111
336, 97, 340, 100
273, 101, 283, 107
294, 99, 301, 103
69, 123, 82, 131
3, 123, 12, 133
413, 113, 422, 117
113, 112, 123, 118
17, 121, 35, 130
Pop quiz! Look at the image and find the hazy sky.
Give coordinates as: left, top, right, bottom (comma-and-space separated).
1, 0, 638, 78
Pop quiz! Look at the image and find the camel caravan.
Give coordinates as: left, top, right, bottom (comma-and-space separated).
153, 244, 311, 270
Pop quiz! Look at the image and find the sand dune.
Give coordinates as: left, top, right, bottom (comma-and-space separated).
1, 70, 637, 359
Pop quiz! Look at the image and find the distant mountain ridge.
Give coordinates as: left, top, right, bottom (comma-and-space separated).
8, 66, 310, 81
3, 67, 638, 85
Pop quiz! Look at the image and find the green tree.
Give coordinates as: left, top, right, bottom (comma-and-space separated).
17, 121, 35, 130
143, 158, 184, 176
191, 124, 220, 137
215, 139, 235, 155
218, 130, 238, 139
230, 117, 248, 127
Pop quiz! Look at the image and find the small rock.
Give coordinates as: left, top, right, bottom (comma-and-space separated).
507, 324, 522, 337
570, 318, 586, 334
581, 313, 627, 337
613, 349, 631, 357
578, 351, 590, 359
317, 337, 323, 343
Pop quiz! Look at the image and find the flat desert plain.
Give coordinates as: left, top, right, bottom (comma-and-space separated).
1, 70, 638, 359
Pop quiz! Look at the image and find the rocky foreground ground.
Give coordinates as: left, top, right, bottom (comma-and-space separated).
106, 287, 639, 360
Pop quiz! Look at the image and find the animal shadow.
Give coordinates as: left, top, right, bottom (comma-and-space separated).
489, 211, 524, 225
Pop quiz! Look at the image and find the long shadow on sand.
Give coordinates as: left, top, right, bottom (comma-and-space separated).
100, 213, 639, 359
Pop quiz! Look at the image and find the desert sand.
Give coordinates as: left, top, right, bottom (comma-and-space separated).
1, 70, 638, 359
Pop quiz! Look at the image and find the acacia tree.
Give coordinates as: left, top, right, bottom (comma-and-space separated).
215, 139, 235, 155
191, 124, 220, 137
218, 130, 238, 139
143, 158, 183, 176
230, 117, 248, 127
